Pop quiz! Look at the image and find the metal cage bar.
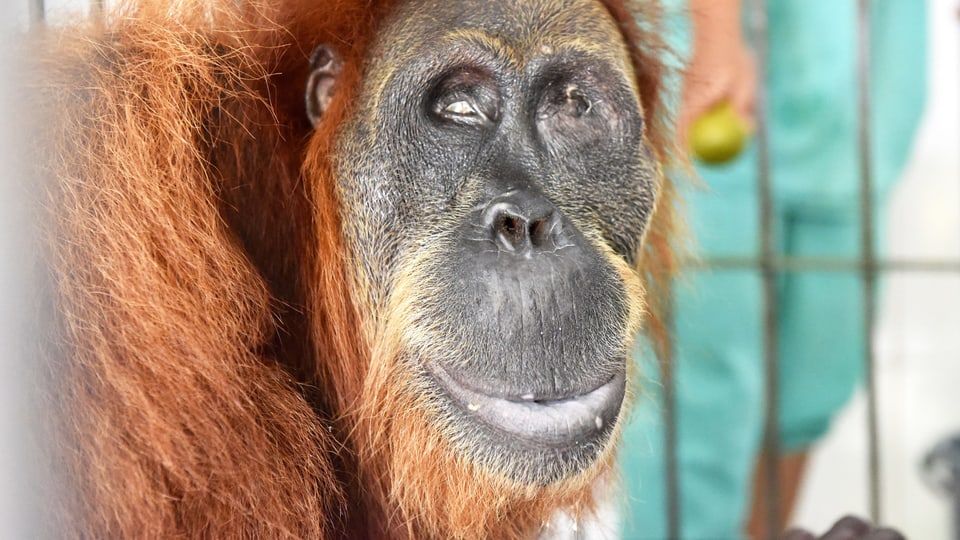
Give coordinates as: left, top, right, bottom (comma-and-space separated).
29, 0, 44, 24
748, 0, 783, 536
694, 256, 960, 273
663, 284, 681, 539
856, 0, 882, 521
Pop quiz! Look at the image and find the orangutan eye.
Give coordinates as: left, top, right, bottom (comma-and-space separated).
434, 95, 493, 126
428, 70, 500, 127
564, 88, 593, 117
444, 99, 479, 117
539, 84, 594, 120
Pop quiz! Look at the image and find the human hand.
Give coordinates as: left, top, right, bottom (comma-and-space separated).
677, 2, 758, 149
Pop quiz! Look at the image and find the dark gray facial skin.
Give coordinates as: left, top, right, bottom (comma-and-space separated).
333, 0, 660, 484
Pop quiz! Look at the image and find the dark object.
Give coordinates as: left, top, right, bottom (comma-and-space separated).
782, 515, 905, 540
923, 434, 960, 540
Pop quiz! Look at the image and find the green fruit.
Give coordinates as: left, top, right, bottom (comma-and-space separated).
689, 102, 748, 165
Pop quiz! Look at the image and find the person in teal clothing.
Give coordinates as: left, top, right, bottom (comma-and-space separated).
618, 1, 927, 538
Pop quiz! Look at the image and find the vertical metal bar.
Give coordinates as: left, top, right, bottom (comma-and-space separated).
28, 0, 44, 25
748, 0, 781, 537
856, 0, 882, 523
953, 490, 960, 540
92, 0, 105, 18
663, 283, 680, 540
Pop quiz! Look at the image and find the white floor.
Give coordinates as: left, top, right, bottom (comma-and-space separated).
790, 2, 960, 537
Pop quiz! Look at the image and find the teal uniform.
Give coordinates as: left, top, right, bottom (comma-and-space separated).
619, 2, 927, 538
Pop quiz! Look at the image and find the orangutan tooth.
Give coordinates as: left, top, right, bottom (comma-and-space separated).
467, 403, 480, 412
595, 416, 603, 430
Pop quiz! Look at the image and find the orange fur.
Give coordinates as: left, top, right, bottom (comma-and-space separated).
599, 0, 681, 360
32, 0, 676, 537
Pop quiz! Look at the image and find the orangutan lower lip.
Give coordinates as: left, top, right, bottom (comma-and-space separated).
430, 366, 626, 447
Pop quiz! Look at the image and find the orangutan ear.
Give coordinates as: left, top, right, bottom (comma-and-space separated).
305, 44, 343, 127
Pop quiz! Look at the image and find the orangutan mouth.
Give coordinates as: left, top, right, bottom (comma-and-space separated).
429, 363, 626, 449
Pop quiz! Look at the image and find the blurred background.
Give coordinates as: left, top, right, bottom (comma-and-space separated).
791, 0, 960, 536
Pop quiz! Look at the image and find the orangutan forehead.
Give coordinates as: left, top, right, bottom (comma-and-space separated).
385, 0, 631, 65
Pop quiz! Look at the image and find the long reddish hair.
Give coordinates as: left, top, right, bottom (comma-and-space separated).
34, 0, 675, 537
